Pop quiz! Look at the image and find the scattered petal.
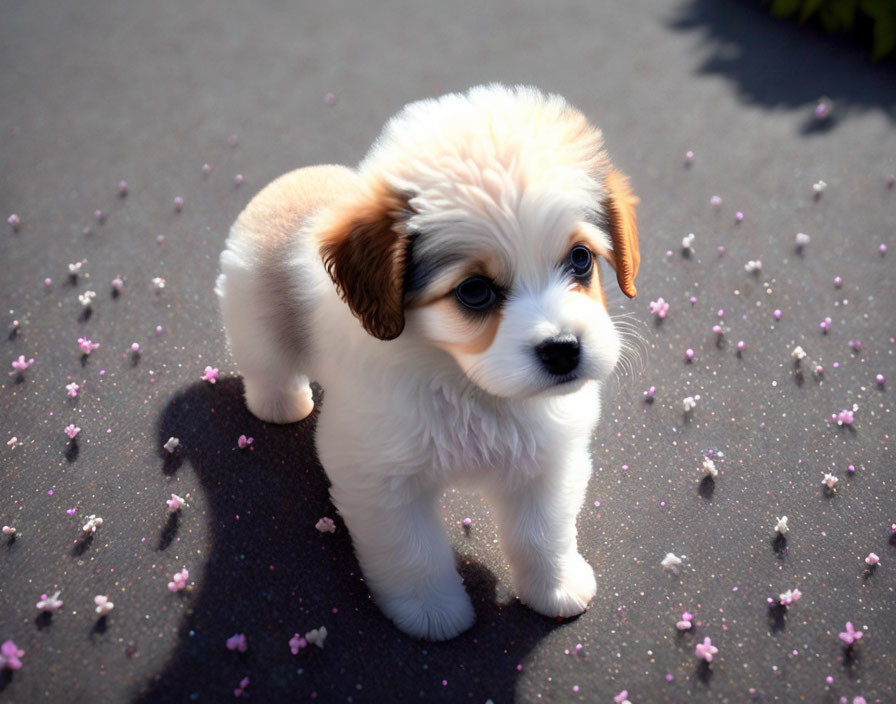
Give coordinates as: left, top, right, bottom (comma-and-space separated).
315, 517, 336, 533
661, 552, 683, 573
304, 627, 327, 648
94, 595, 114, 615
695, 636, 719, 662
0, 640, 24, 670
11, 355, 34, 372
168, 567, 189, 592
226, 633, 248, 652
36, 591, 64, 612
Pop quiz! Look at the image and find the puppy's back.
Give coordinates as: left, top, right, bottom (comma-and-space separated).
217, 165, 358, 387
232, 164, 359, 256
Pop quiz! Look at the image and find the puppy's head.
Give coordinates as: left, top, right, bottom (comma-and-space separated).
321, 85, 639, 399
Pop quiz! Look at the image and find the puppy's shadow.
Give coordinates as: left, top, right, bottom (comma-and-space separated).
133, 378, 562, 704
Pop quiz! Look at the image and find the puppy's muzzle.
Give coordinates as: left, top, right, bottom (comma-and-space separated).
535, 334, 580, 376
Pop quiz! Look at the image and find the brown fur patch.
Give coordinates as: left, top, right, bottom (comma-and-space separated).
233, 165, 360, 358
319, 183, 412, 340
602, 169, 641, 298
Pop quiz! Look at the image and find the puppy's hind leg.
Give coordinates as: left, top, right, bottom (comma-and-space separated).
216, 253, 314, 424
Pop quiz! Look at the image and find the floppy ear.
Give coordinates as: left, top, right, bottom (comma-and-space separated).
601, 168, 641, 298
320, 186, 411, 340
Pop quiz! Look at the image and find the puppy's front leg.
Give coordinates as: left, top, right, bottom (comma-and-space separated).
489, 453, 596, 618
330, 480, 475, 641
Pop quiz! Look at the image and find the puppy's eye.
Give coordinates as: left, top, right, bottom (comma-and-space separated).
455, 276, 499, 311
569, 245, 593, 280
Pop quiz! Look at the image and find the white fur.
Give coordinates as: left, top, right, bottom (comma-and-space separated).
216, 85, 629, 640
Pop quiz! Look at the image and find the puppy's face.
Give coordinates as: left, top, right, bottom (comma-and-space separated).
321, 86, 639, 399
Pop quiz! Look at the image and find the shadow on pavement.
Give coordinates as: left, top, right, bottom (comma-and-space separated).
133, 378, 560, 702
669, 0, 896, 132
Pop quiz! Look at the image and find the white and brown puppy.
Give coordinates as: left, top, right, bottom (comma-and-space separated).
216, 84, 639, 641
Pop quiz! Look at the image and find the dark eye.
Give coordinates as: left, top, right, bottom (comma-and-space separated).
455, 276, 499, 311
569, 245, 593, 279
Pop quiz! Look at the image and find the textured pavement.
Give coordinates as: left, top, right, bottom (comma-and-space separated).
1, 1, 894, 702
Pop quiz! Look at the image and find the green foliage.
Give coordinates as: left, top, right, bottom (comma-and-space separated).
768, 0, 896, 59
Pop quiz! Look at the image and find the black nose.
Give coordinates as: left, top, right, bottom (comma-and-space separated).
535, 335, 580, 376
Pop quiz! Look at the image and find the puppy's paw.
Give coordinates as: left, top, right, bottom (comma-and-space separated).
378, 575, 475, 641
517, 552, 596, 618
244, 381, 314, 424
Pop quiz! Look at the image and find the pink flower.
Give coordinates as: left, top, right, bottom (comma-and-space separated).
289, 633, 307, 655
695, 636, 718, 662
649, 297, 670, 319
201, 366, 219, 384
838, 621, 863, 646
77, 337, 100, 355
166, 494, 187, 512
167, 567, 189, 592
0, 640, 24, 671
779, 588, 801, 606
237, 435, 253, 449
226, 633, 248, 652
11, 355, 34, 372
233, 676, 250, 697
315, 517, 336, 533
864, 552, 879, 566
676, 611, 694, 630
66, 382, 80, 398
36, 591, 64, 612
837, 409, 855, 425
64, 425, 80, 440
613, 691, 629, 704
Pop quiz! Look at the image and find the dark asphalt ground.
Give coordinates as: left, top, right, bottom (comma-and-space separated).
1, 1, 894, 702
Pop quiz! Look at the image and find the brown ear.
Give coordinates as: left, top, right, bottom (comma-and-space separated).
320, 187, 411, 340
602, 169, 641, 298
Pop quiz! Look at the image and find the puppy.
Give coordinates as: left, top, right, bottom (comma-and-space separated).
216, 84, 639, 641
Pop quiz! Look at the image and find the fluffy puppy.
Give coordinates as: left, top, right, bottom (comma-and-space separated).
216, 84, 640, 641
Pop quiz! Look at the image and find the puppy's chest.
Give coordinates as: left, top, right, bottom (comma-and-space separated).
422, 392, 552, 476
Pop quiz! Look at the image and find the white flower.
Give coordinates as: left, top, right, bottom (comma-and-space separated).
791, 346, 807, 361
315, 517, 336, 533
82, 515, 103, 534
701, 458, 718, 477
682, 395, 700, 412
822, 473, 838, 491
812, 180, 827, 194
745, 259, 762, 273
166, 494, 187, 512
36, 590, 64, 612
152, 277, 166, 290
94, 595, 114, 615
78, 290, 97, 307
2, 526, 16, 536
775, 516, 789, 535
795, 232, 811, 246
163, 437, 180, 453
681, 233, 695, 250
661, 552, 683, 574
304, 627, 327, 648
